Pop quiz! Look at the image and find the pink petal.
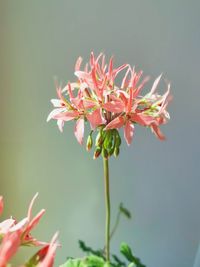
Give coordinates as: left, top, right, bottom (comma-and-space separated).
27, 193, 39, 221
150, 74, 162, 95
10, 217, 28, 232
57, 120, 64, 132
124, 121, 135, 145
0, 231, 21, 266
105, 116, 125, 130
47, 108, 66, 122
131, 113, 155, 126
86, 109, 105, 130
38, 233, 59, 267
113, 64, 129, 78
103, 101, 125, 113
151, 124, 166, 140
133, 76, 150, 98
75, 57, 83, 71
74, 71, 91, 81
54, 111, 79, 121
50, 99, 64, 108
121, 66, 131, 88
0, 196, 3, 216
0, 219, 15, 234
25, 209, 45, 234
74, 118, 84, 145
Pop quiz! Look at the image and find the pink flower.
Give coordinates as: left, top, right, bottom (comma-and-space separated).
48, 52, 171, 150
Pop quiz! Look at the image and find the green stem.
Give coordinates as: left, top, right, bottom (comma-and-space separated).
103, 157, 111, 262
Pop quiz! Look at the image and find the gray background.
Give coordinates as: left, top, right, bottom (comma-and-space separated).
0, 1, 200, 266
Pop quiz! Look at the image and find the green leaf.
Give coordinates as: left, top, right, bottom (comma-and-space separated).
119, 204, 131, 219
60, 256, 105, 267
120, 243, 146, 267
78, 240, 105, 259
59, 258, 83, 267
111, 254, 126, 267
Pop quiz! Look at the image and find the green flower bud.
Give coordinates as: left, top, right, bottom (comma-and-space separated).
102, 148, 108, 159
108, 146, 115, 157
115, 131, 121, 147
86, 134, 93, 151
93, 146, 102, 159
114, 147, 120, 157
95, 131, 103, 147
103, 130, 112, 149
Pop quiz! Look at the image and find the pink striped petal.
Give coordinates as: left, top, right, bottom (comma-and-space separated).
86, 109, 105, 130
54, 111, 79, 121
131, 113, 155, 126
57, 120, 64, 132
105, 116, 125, 130
124, 121, 135, 145
74, 118, 84, 145
103, 101, 125, 113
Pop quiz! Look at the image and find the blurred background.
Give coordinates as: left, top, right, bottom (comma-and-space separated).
0, 1, 200, 266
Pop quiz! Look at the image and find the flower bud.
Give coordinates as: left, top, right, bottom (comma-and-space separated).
95, 132, 104, 147
93, 146, 102, 159
86, 134, 93, 151
115, 131, 121, 147
114, 147, 120, 157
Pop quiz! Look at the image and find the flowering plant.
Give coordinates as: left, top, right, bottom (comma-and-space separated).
48, 52, 171, 267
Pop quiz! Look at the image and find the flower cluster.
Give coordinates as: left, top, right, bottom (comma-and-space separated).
0, 194, 58, 267
47, 52, 171, 158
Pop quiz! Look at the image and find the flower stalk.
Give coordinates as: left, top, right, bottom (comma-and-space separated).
103, 157, 111, 262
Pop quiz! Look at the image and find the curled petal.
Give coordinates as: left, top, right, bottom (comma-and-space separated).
57, 120, 64, 132
105, 116, 125, 130
124, 121, 135, 145
150, 74, 162, 95
151, 124, 166, 140
74, 118, 84, 145
27, 193, 39, 221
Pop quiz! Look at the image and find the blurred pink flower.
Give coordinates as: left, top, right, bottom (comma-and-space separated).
0, 230, 21, 267
38, 233, 59, 267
